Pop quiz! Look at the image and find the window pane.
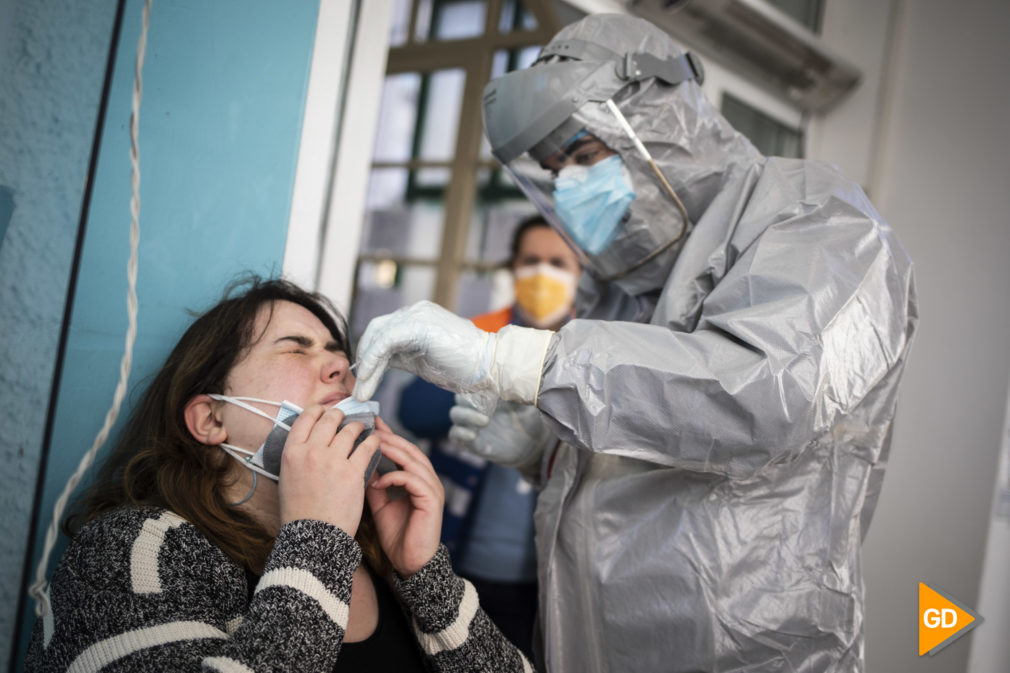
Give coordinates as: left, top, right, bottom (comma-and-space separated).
414, 167, 451, 190
454, 267, 514, 317
388, 0, 412, 46
418, 69, 465, 160
365, 167, 408, 211
432, 0, 487, 41
480, 134, 494, 161
360, 203, 445, 258
465, 169, 539, 264
373, 73, 421, 162
766, 0, 824, 33
362, 168, 445, 257
498, 0, 517, 33
351, 262, 437, 339
721, 93, 804, 159
485, 47, 542, 159
516, 45, 541, 69
499, 0, 538, 33
492, 49, 510, 78
490, 46, 542, 79
414, 0, 434, 42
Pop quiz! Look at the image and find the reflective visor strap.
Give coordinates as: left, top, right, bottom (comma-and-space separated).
534, 39, 622, 65
619, 52, 703, 86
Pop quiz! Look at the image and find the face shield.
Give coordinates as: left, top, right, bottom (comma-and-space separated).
501, 98, 690, 281
483, 43, 702, 281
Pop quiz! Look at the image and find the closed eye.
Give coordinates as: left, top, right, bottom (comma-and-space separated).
276, 335, 312, 351
276, 335, 345, 356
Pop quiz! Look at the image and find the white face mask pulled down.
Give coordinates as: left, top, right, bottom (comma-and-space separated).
209, 395, 383, 485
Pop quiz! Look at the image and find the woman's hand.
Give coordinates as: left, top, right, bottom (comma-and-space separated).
366, 417, 445, 576
278, 405, 380, 537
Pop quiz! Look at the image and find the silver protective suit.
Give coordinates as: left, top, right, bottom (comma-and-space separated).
483, 15, 918, 673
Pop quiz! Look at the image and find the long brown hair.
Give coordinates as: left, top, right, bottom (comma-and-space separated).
65, 274, 390, 577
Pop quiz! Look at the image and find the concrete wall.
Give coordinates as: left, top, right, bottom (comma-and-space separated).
2, 0, 321, 667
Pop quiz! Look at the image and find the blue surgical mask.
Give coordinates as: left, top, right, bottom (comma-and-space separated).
553, 154, 636, 256
210, 395, 381, 483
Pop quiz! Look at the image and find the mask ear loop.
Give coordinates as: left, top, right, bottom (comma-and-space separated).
227, 467, 257, 507
207, 394, 295, 431
604, 98, 689, 245
220, 443, 282, 481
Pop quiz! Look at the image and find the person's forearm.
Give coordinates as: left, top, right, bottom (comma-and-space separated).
395, 545, 535, 672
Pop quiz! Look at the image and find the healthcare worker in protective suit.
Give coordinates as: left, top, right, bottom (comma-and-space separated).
353, 14, 917, 673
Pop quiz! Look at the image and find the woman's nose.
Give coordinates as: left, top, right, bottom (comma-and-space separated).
322, 352, 350, 382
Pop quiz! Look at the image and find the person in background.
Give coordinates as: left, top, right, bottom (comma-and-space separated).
398, 215, 580, 659
26, 276, 533, 673
353, 14, 917, 673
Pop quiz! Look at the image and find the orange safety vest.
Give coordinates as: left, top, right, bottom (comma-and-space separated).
471, 306, 512, 334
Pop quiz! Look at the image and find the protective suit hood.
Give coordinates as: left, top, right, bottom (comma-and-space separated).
483, 14, 762, 296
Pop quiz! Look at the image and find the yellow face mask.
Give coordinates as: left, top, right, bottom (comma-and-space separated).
513, 263, 578, 329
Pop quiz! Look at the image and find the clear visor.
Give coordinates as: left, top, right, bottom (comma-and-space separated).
501, 99, 688, 281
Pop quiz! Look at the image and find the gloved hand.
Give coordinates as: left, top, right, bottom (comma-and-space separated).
448, 396, 554, 469
352, 301, 555, 415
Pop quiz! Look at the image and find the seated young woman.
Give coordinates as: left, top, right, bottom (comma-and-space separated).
26, 276, 534, 672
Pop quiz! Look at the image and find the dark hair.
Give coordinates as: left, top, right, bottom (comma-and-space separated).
65, 274, 388, 576
507, 214, 552, 268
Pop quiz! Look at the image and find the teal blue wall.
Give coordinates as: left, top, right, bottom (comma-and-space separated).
8, 0, 321, 667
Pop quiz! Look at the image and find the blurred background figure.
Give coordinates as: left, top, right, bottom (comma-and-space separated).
398, 214, 579, 659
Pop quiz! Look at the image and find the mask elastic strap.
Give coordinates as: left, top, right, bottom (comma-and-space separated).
227, 470, 257, 507
604, 99, 689, 245
220, 443, 280, 481
220, 442, 255, 460
208, 394, 294, 431
514, 262, 577, 285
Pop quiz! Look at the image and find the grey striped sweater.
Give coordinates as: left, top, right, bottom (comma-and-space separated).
26, 507, 534, 672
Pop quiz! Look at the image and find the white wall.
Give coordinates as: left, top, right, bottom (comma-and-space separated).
969, 382, 1010, 673
852, 1, 1010, 671
283, 0, 394, 312
807, 0, 895, 190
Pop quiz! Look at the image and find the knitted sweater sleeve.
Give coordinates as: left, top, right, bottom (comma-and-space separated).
25, 508, 360, 672
395, 545, 535, 673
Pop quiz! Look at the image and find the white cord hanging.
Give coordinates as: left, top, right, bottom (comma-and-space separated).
29, 0, 152, 621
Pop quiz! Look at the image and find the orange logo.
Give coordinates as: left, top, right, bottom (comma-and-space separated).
918, 583, 984, 656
